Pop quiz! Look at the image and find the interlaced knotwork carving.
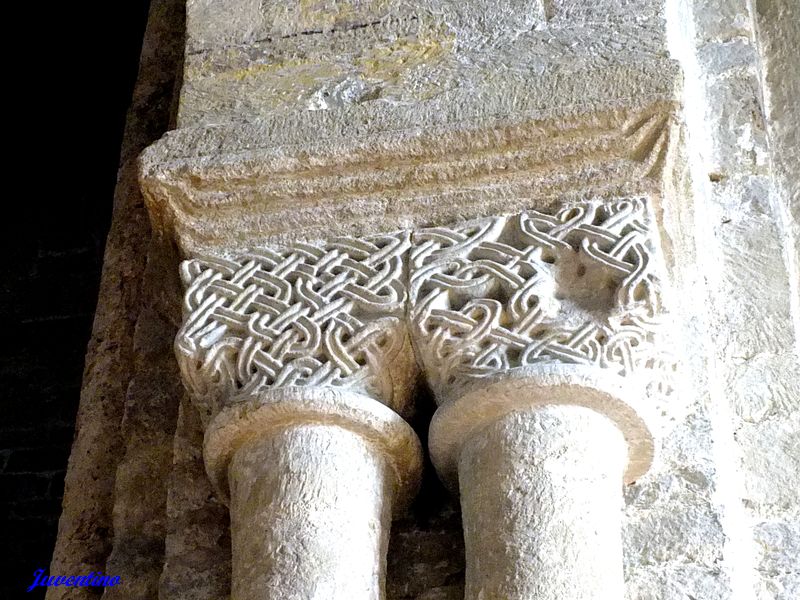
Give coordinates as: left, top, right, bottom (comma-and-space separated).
409, 199, 674, 400
176, 200, 674, 420
176, 233, 413, 421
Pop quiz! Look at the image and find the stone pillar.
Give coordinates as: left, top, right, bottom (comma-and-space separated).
174, 234, 423, 599
228, 421, 393, 600
458, 405, 627, 600
410, 202, 669, 599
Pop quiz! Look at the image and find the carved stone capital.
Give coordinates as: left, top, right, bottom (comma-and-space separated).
170, 195, 677, 600
174, 231, 421, 505
410, 197, 673, 484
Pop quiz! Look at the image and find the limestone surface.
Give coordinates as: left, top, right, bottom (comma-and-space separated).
48, 0, 800, 599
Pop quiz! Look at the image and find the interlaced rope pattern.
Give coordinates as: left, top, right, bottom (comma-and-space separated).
409, 199, 674, 398
176, 233, 411, 420
176, 200, 674, 419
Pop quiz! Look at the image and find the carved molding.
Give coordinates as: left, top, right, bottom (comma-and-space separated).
409, 198, 674, 403
140, 102, 677, 255
175, 232, 416, 425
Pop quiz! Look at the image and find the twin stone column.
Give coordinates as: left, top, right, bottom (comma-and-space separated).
176, 234, 422, 600
175, 201, 667, 599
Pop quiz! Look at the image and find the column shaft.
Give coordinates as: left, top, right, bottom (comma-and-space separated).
228, 423, 394, 600
458, 405, 628, 600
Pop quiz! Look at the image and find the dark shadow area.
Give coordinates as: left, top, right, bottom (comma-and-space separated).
1, 3, 152, 598
387, 382, 466, 599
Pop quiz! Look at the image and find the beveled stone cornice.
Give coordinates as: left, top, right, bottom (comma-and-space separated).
139, 66, 680, 256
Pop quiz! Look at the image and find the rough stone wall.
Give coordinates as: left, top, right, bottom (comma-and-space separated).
0, 4, 150, 600
179, 0, 672, 126
743, 1, 799, 596
2, 234, 100, 600
46, 1, 184, 599
667, 1, 800, 597
753, 0, 800, 296
46, 1, 799, 600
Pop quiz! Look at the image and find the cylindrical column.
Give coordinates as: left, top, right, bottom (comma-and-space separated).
458, 405, 627, 600
229, 423, 394, 600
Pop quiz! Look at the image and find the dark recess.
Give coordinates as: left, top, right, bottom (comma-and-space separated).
2, 3, 152, 598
